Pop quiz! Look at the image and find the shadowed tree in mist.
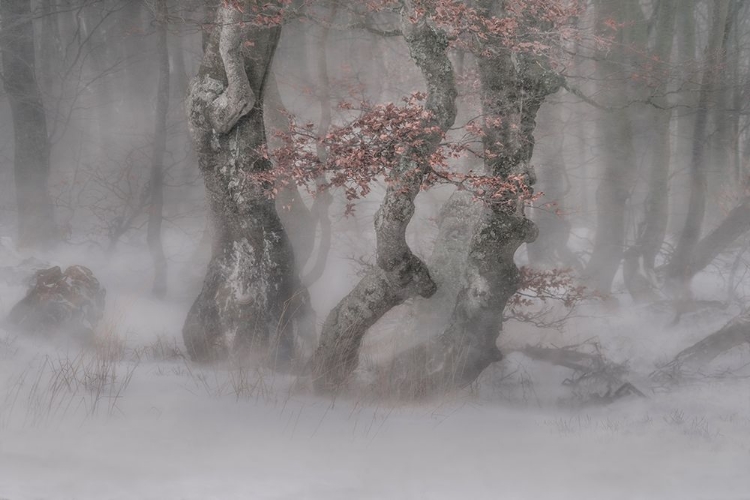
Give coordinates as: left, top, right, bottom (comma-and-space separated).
0, 0, 57, 248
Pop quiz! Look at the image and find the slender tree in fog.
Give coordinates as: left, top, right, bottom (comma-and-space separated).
1, 0, 57, 248
146, 0, 169, 298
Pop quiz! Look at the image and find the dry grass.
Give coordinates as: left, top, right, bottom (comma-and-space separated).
2, 350, 138, 426
134, 334, 186, 362
0, 314, 139, 427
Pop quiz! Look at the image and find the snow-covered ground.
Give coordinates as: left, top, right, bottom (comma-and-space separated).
1, 241, 749, 499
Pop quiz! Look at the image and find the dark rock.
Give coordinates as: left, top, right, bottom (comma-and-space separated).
7, 265, 106, 340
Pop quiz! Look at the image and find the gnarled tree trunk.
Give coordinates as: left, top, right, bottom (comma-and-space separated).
183, 3, 308, 366
312, 1, 458, 391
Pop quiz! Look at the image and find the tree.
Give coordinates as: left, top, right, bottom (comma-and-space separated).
666, 0, 731, 296
583, 0, 645, 295
0, 0, 57, 248
312, 0, 458, 390
283, 0, 577, 394
182, 1, 310, 365
144, 0, 170, 298
385, 0, 568, 394
623, 0, 678, 302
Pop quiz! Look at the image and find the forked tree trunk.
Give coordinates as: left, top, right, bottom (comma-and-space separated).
183, 3, 308, 365
382, 1, 563, 396
312, 1, 458, 391
146, 0, 170, 298
0, 0, 57, 248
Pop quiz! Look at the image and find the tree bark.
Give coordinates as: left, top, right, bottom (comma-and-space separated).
183, 2, 308, 366
147, 0, 169, 298
0, 0, 57, 248
312, 1, 458, 391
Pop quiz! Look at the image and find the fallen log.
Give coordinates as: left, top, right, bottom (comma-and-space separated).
670, 313, 750, 368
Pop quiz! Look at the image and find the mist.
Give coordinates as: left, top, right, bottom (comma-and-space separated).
1, 1, 749, 498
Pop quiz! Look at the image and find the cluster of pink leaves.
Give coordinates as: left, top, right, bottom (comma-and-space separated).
260, 93, 541, 213
409, 0, 583, 59
261, 93, 437, 212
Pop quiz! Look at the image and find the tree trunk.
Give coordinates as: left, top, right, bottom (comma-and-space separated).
584, 0, 645, 294
266, 8, 333, 283
667, 0, 730, 294
585, 106, 637, 294
528, 104, 578, 270
265, 70, 317, 267
705, 2, 739, 222
147, 0, 169, 298
0, 0, 57, 248
669, 0, 697, 236
312, 1, 458, 391
381, 1, 563, 396
39, 0, 62, 99
623, 0, 677, 302
687, 196, 750, 276
183, 3, 308, 366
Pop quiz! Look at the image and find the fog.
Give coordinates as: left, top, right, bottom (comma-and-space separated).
1, 1, 749, 498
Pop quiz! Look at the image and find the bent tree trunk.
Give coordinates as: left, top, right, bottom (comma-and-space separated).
312, 1, 458, 391
0, 0, 57, 248
384, 10, 563, 396
183, 3, 308, 365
